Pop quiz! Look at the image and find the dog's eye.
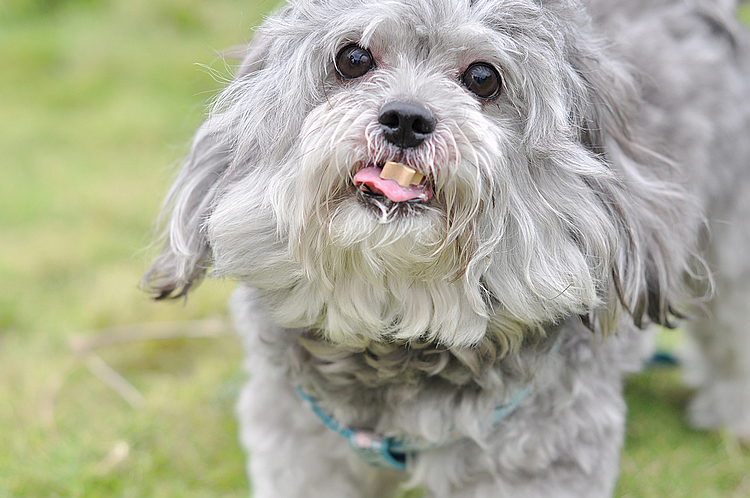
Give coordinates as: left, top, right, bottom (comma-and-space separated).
461, 62, 502, 100
335, 44, 375, 79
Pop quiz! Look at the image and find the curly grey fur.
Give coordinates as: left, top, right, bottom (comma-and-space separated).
144, 0, 750, 496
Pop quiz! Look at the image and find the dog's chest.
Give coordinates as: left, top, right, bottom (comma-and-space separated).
287, 330, 538, 431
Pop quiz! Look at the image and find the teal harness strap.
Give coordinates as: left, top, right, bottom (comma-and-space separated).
491, 385, 533, 424
296, 387, 411, 470
296, 331, 565, 471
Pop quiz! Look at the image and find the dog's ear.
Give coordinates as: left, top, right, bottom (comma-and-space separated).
142, 35, 270, 300
568, 48, 702, 330
142, 125, 231, 299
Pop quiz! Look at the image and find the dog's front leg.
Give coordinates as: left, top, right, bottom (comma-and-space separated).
413, 404, 625, 498
414, 402, 625, 498
236, 368, 404, 498
411, 324, 636, 498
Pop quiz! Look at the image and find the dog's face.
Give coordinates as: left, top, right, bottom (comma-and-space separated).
146, 0, 697, 349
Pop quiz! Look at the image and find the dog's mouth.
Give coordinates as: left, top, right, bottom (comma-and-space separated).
352, 161, 433, 204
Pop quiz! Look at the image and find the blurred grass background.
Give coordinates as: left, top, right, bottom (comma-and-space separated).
0, 0, 748, 497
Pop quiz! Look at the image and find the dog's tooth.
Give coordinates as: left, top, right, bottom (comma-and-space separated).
380, 161, 424, 188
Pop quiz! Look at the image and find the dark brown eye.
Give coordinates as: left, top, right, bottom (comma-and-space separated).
335, 44, 375, 79
461, 62, 502, 100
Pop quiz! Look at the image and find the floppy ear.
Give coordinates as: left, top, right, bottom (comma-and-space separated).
568, 46, 703, 329
142, 35, 270, 299
142, 125, 231, 299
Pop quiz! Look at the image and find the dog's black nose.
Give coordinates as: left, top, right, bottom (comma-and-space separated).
378, 101, 436, 149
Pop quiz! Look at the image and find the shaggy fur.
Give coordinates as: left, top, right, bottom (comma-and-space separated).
145, 0, 750, 496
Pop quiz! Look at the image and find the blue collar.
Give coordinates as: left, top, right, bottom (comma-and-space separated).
296, 332, 564, 471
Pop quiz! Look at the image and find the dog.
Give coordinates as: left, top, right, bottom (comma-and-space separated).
143, 0, 750, 496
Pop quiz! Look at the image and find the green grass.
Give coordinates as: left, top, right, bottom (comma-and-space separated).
0, 1, 262, 496
1, 1, 749, 497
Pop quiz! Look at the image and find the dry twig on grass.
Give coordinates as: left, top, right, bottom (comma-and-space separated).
40, 318, 232, 437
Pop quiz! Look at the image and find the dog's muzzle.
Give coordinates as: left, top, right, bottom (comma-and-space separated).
352, 101, 436, 204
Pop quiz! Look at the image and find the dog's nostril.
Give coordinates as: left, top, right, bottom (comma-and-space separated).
411, 116, 434, 135
378, 101, 436, 149
379, 110, 401, 130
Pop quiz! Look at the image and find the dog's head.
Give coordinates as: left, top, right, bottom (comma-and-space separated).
145, 0, 699, 349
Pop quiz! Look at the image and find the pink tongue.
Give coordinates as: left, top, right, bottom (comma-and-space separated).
353, 167, 432, 203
